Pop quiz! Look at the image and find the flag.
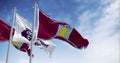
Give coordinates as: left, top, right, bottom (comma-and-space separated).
0, 19, 11, 41
37, 10, 89, 49
13, 13, 32, 43
34, 39, 55, 57
13, 13, 55, 57
12, 13, 32, 56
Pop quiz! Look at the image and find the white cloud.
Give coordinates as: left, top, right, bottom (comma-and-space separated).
77, 0, 119, 63
100, 0, 114, 5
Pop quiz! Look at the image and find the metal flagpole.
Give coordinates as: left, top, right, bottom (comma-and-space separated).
6, 6, 16, 63
30, 2, 37, 63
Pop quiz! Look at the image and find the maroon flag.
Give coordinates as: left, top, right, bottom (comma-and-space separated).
0, 19, 11, 41
37, 10, 89, 49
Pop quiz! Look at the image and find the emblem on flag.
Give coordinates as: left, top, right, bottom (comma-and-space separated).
21, 28, 32, 41
34, 39, 56, 56
12, 41, 23, 49
56, 25, 73, 39
34, 39, 49, 48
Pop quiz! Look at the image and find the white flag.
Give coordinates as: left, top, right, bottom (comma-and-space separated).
13, 13, 55, 57
34, 39, 56, 57
13, 13, 32, 43
12, 13, 33, 56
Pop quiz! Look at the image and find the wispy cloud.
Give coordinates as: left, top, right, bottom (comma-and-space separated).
76, 0, 119, 63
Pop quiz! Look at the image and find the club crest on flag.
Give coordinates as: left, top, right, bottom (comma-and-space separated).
12, 41, 24, 49
56, 25, 73, 39
21, 28, 32, 41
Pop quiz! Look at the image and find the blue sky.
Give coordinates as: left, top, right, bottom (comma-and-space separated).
0, 0, 119, 63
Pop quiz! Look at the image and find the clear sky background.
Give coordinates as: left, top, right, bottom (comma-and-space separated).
0, 0, 119, 63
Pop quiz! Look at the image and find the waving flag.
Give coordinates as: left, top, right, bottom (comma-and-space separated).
34, 39, 55, 57
0, 19, 11, 41
13, 13, 55, 56
12, 13, 32, 56
13, 13, 32, 43
37, 10, 89, 49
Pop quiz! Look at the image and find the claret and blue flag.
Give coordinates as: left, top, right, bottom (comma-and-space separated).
37, 10, 89, 49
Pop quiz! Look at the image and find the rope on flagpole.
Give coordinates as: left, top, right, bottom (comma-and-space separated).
6, 6, 16, 63
30, 2, 37, 63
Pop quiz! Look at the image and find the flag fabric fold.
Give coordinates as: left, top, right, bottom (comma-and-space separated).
0, 19, 11, 41
37, 10, 89, 49
13, 13, 32, 43
12, 41, 31, 56
12, 13, 55, 57
12, 13, 32, 56
34, 39, 55, 57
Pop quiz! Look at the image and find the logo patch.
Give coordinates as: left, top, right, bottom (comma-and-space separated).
34, 39, 49, 48
12, 41, 23, 49
56, 25, 73, 39
21, 28, 32, 41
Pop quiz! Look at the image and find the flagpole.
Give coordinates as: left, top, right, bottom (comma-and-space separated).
6, 6, 16, 63
30, 2, 37, 63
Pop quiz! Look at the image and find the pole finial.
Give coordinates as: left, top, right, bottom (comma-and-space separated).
34, 1, 36, 6
34, 1, 38, 7
14, 6, 16, 9
13, 6, 17, 12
